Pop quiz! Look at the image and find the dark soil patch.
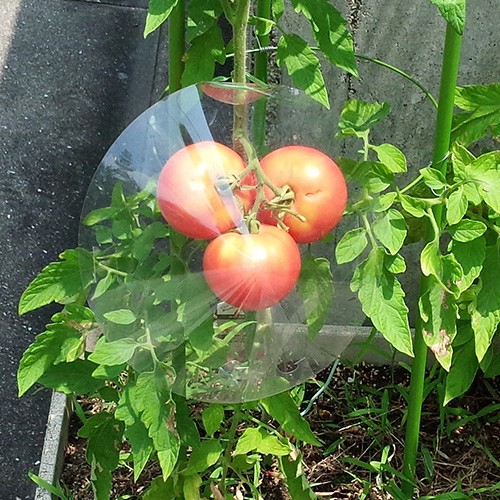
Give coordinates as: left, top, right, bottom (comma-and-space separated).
60, 364, 500, 499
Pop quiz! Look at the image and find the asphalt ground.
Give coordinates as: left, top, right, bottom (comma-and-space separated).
0, 0, 164, 496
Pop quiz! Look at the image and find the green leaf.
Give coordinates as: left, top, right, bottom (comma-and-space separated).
143, 477, 177, 499
88, 337, 140, 366
183, 439, 223, 474
446, 186, 468, 225
291, 0, 357, 76
471, 246, 500, 362
483, 346, 500, 378
272, 0, 285, 20
420, 167, 448, 190
187, 0, 222, 42
79, 412, 124, 499
371, 192, 398, 213
182, 25, 225, 86
38, 359, 104, 395
257, 433, 291, 456
449, 237, 485, 292
421, 241, 443, 279
338, 99, 390, 136
103, 309, 137, 325
234, 427, 290, 457
79, 411, 124, 470
400, 195, 431, 218
28, 472, 68, 499
297, 256, 333, 339
335, 228, 368, 264
451, 144, 482, 205
202, 404, 225, 436
260, 391, 321, 446
465, 151, 500, 213
444, 336, 479, 404
372, 209, 407, 255
455, 83, 500, 111
384, 253, 406, 274
92, 273, 114, 300
144, 0, 179, 38
133, 222, 170, 263
429, 0, 466, 35
419, 271, 459, 370
448, 219, 487, 243
116, 384, 154, 481
83, 206, 119, 226
19, 249, 94, 315
234, 427, 262, 455
371, 144, 407, 173
337, 157, 393, 193
452, 108, 500, 147
249, 16, 275, 36
351, 248, 413, 356
17, 323, 82, 396
174, 395, 200, 449
277, 33, 329, 109
279, 451, 317, 500
183, 474, 202, 500
452, 84, 500, 146
132, 369, 180, 480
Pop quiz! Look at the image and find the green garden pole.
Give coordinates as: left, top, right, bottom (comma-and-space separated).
401, 22, 463, 496
168, 0, 185, 93
252, 0, 271, 153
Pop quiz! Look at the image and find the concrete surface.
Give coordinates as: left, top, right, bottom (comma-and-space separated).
34, 393, 71, 500
0, 0, 163, 496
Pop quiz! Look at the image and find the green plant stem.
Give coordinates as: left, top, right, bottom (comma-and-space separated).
252, 0, 271, 153
231, 0, 251, 85
168, 0, 185, 93
226, 48, 438, 108
220, 404, 243, 492
96, 262, 128, 277
355, 54, 439, 109
167, 5, 189, 460
401, 23, 463, 497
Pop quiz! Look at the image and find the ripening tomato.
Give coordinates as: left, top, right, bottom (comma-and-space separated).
157, 142, 254, 239
203, 224, 301, 311
258, 145, 347, 243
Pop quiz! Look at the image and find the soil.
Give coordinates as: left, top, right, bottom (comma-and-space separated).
60, 364, 500, 499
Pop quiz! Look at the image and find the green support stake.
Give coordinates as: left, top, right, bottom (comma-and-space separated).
401, 22, 463, 497
168, 0, 186, 93
252, 0, 271, 153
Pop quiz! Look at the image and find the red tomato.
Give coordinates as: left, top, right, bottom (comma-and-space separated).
201, 83, 266, 105
203, 225, 301, 310
258, 146, 347, 243
157, 142, 254, 239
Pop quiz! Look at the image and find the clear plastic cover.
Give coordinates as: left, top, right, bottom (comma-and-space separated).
79, 83, 365, 403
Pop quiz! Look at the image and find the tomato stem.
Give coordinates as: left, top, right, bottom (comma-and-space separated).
220, 404, 243, 491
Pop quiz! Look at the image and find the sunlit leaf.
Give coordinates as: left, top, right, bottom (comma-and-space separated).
277, 33, 329, 108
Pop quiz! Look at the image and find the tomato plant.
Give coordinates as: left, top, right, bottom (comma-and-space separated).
157, 141, 254, 239
258, 145, 348, 243
203, 224, 301, 310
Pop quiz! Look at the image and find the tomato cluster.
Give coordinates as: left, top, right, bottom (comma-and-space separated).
157, 141, 347, 311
